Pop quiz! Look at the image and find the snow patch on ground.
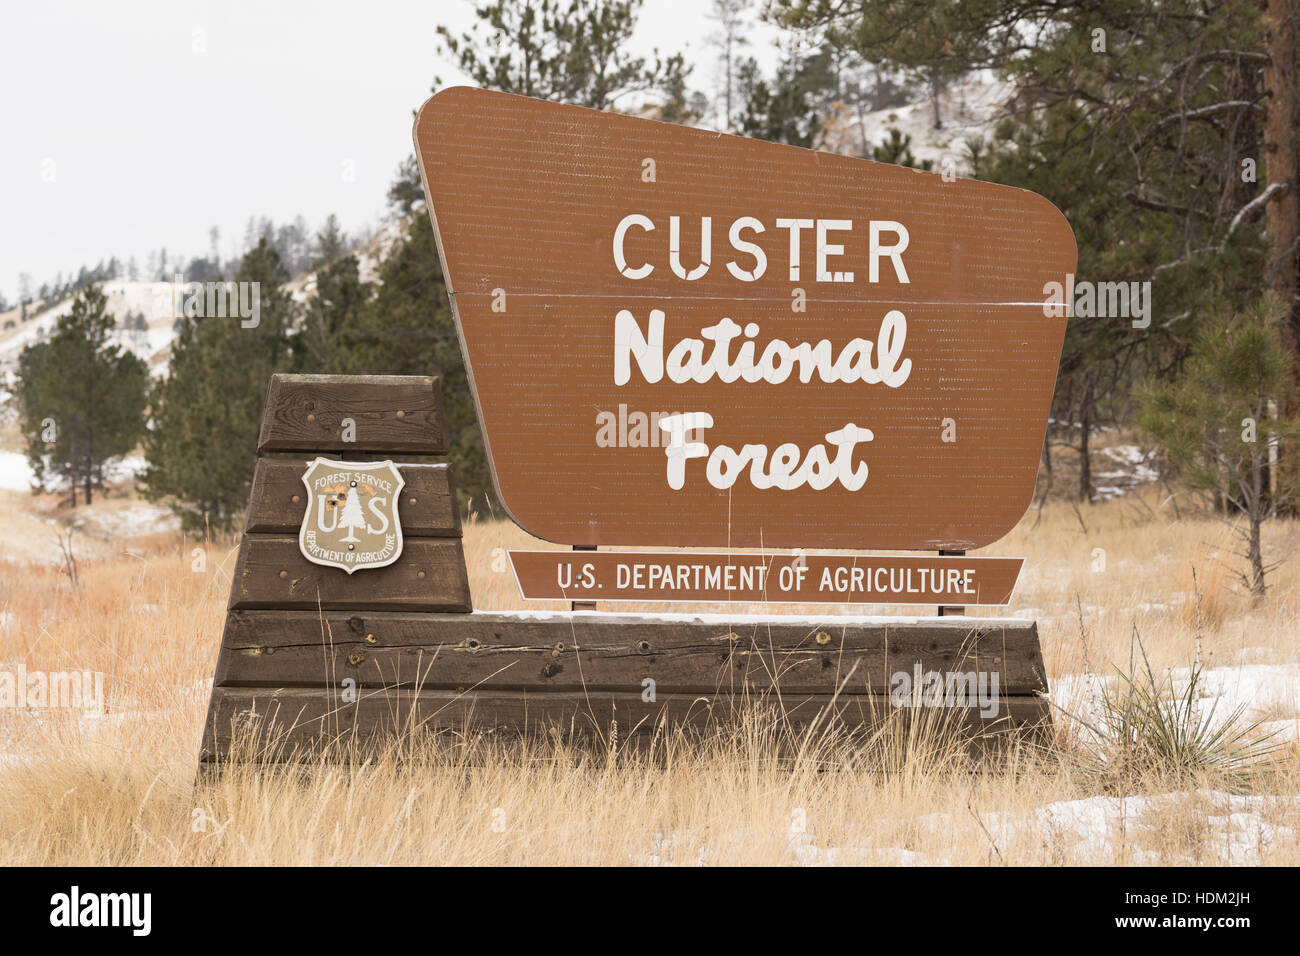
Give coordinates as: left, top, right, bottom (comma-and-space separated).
0, 452, 146, 494
0, 451, 36, 491
82, 501, 177, 539
971, 791, 1297, 865
1052, 663, 1300, 741
630, 789, 1297, 865
1095, 445, 1162, 499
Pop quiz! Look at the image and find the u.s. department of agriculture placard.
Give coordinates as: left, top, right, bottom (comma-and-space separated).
298, 458, 405, 573
509, 550, 1024, 606
413, 87, 1076, 551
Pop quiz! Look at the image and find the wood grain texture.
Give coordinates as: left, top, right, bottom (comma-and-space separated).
229, 536, 471, 612
200, 684, 1051, 760
413, 87, 1077, 550
245, 459, 461, 536
257, 374, 447, 454
214, 610, 1047, 696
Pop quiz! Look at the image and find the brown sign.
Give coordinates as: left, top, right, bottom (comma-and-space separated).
509, 551, 1023, 606
414, 87, 1076, 550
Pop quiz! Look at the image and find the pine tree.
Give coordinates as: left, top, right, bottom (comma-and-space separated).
12, 286, 149, 505
436, 0, 692, 111
734, 45, 840, 148
313, 214, 347, 267
656, 72, 708, 124
1140, 294, 1300, 599
296, 253, 372, 373
143, 238, 297, 532
871, 127, 933, 170
387, 157, 425, 219
707, 0, 752, 130
338, 486, 365, 542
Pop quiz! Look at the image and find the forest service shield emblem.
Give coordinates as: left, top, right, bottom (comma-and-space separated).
298, 458, 405, 574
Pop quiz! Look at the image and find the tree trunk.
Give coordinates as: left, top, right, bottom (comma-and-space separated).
1264, 0, 1299, 313
83, 427, 94, 505
1249, 511, 1266, 599
67, 432, 77, 507
1078, 424, 1091, 502
1078, 376, 1094, 502
1263, 0, 1300, 512
1247, 445, 1268, 599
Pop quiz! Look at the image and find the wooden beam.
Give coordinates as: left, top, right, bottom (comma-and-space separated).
213, 610, 1047, 696
230, 536, 471, 612
200, 685, 1052, 761
245, 459, 461, 537
257, 374, 448, 454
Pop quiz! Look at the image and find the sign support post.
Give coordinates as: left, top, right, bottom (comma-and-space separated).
938, 549, 967, 617
572, 544, 597, 611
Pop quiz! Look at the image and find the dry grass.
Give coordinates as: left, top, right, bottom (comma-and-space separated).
1, 485, 1298, 865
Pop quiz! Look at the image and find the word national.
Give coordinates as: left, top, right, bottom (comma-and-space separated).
614, 311, 912, 387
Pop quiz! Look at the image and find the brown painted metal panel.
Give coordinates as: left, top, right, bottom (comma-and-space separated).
413, 87, 1076, 550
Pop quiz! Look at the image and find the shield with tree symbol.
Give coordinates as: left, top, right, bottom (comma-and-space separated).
298, 458, 405, 573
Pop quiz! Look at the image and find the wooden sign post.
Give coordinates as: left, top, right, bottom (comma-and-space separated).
199, 373, 1049, 766
199, 88, 1074, 767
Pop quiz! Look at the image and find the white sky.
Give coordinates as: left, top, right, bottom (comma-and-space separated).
0, 0, 786, 303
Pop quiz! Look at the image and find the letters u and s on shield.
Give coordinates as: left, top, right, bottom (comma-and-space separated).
298, 458, 405, 574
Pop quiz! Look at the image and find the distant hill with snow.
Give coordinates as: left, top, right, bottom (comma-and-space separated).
0, 217, 410, 387
820, 71, 1013, 170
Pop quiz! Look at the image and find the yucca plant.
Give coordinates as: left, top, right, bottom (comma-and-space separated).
1069, 660, 1282, 789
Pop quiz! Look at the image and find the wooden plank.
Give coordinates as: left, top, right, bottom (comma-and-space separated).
245, 459, 461, 536
229, 536, 471, 612
214, 610, 1047, 696
257, 374, 447, 454
199, 685, 1052, 760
